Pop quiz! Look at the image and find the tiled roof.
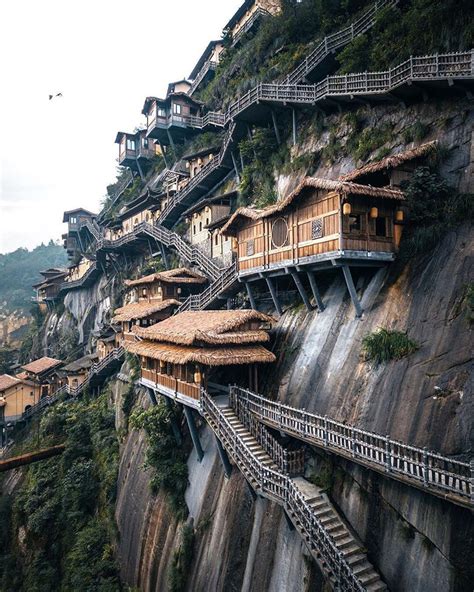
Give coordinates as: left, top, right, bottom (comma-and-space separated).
0, 375, 21, 392
21, 357, 63, 375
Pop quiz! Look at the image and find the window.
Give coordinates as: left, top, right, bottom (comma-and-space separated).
311, 218, 324, 240
271, 217, 289, 249
349, 214, 362, 233
142, 138, 149, 149
375, 217, 387, 237
199, 221, 202, 232
157, 107, 166, 117
126, 138, 136, 151
70, 216, 77, 224
173, 103, 182, 115
193, 224, 196, 234
246, 239, 255, 256
206, 218, 209, 226
215, 234, 219, 246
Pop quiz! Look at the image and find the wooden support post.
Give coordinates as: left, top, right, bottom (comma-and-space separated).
341, 265, 363, 318
290, 270, 312, 312
158, 141, 168, 168
306, 271, 325, 312
184, 406, 204, 462
147, 387, 158, 406
136, 160, 145, 181
231, 151, 241, 183
265, 276, 282, 316
245, 282, 258, 311
292, 108, 297, 146
159, 243, 169, 270
215, 435, 232, 478
271, 110, 281, 145
166, 130, 176, 153
284, 510, 295, 531
164, 397, 183, 446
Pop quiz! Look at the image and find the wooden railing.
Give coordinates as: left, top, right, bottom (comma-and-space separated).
231, 386, 473, 507
188, 60, 218, 95
141, 369, 201, 401
200, 390, 377, 591
59, 263, 99, 293
285, 0, 399, 85
231, 388, 305, 475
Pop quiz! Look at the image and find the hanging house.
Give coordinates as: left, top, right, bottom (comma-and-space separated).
32, 268, 68, 311
124, 310, 275, 407
183, 191, 235, 266
183, 147, 220, 179
62, 255, 101, 291
339, 141, 437, 187
62, 208, 98, 261
223, 0, 281, 46
113, 268, 207, 341
61, 355, 97, 391
188, 40, 224, 95
95, 326, 121, 360
142, 90, 203, 147
115, 129, 156, 175
221, 177, 405, 316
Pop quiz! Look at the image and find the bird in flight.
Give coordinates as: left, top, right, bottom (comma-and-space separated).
49, 93, 63, 100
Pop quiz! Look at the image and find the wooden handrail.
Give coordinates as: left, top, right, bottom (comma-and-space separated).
231, 386, 473, 507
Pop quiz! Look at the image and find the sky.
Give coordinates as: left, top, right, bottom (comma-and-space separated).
0, 0, 243, 254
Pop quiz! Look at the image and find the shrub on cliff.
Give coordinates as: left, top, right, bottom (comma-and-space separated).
362, 328, 419, 366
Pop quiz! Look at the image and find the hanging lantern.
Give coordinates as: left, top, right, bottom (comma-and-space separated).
193, 212, 198, 219
209, 153, 214, 160
160, 360, 166, 371
185, 217, 190, 224
194, 368, 202, 383
370, 207, 378, 219
198, 158, 203, 165
205, 206, 211, 214
343, 202, 351, 216
185, 161, 190, 169
395, 209, 404, 222
177, 287, 182, 294
232, 238, 238, 250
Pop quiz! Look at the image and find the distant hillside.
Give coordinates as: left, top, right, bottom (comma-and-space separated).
0, 241, 68, 313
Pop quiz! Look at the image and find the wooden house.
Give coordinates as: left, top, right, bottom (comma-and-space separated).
124, 310, 275, 406
32, 268, 68, 311
142, 91, 203, 147
115, 129, 155, 177
113, 268, 207, 341
223, 0, 281, 46
188, 40, 224, 95
339, 141, 437, 188
221, 177, 405, 316
95, 326, 120, 360
183, 147, 219, 179
62, 208, 98, 261
103, 193, 161, 244
0, 374, 39, 422
61, 355, 96, 391
183, 192, 235, 266
18, 357, 63, 399
62, 255, 100, 290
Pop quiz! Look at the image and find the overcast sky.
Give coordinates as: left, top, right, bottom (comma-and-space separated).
0, 0, 242, 254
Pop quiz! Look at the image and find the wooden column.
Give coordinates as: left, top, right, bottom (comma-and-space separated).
158, 141, 168, 168
166, 130, 176, 153
231, 151, 241, 183
136, 159, 145, 182
215, 435, 232, 478
245, 282, 258, 311
184, 406, 204, 461
290, 270, 312, 312
292, 108, 297, 146
306, 271, 325, 312
164, 397, 183, 446
271, 110, 281, 145
341, 265, 363, 318
265, 276, 282, 316
159, 243, 169, 269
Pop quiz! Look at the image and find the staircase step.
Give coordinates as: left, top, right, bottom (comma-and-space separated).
359, 573, 383, 587
365, 581, 387, 592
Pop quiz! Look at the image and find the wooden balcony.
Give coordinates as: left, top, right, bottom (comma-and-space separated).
141, 369, 201, 407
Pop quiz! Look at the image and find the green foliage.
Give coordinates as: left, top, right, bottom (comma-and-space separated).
168, 524, 195, 592
0, 347, 16, 373
399, 167, 473, 259
337, 1, 474, 74
0, 241, 67, 313
464, 284, 474, 325
346, 121, 393, 162
0, 393, 120, 591
308, 457, 333, 491
362, 328, 419, 366
402, 122, 431, 144
130, 403, 188, 516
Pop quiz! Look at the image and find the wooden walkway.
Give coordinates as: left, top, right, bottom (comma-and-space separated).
230, 387, 473, 509
201, 391, 387, 591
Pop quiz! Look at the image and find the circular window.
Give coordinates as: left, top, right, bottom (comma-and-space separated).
271, 217, 289, 249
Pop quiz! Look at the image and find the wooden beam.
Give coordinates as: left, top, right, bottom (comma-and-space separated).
0, 445, 66, 473
306, 271, 325, 312
292, 108, 297, 146
271, 110, 281, 145
215, 435, 232, 478
341, 265, 363, 318
245, 281, 258, 311
290, 270, 312, 312
158, 141, 168, 168
231, 151, 241, 183
184, 406, 204, 461
265, 276, 282, 316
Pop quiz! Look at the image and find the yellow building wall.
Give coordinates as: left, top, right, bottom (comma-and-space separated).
68, 258, 92, 282
2, 383, 40, 420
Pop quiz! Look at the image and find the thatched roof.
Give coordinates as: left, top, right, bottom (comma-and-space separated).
124, 340, 276, 366
21, 357, 63, 375
113, 300, 180, 323
63, 354, 97, 373
220, 177, 404, 235
339, 141, 437, 182
124, 267, 207, 287
132, 310, 274, 346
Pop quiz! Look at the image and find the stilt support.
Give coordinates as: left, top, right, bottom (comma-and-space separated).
231, 151, 241, 183
159, 243, 169, 269
284, 510, 295, 531
290, 270, 312, 312
341, 265, 363, 318
292, 108, 297, 146
265, 276, 282, 316
306, 271, 325, 312
166, 130, 176, 153
184, 406, 204, 461
147, 387, 158, 406
245, 282, 258, 311
215, 435, 232, 478
164, 397, 183, 446
271, 110, 281, 145
136, 159, 145, 181
158, 141, 168, 168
